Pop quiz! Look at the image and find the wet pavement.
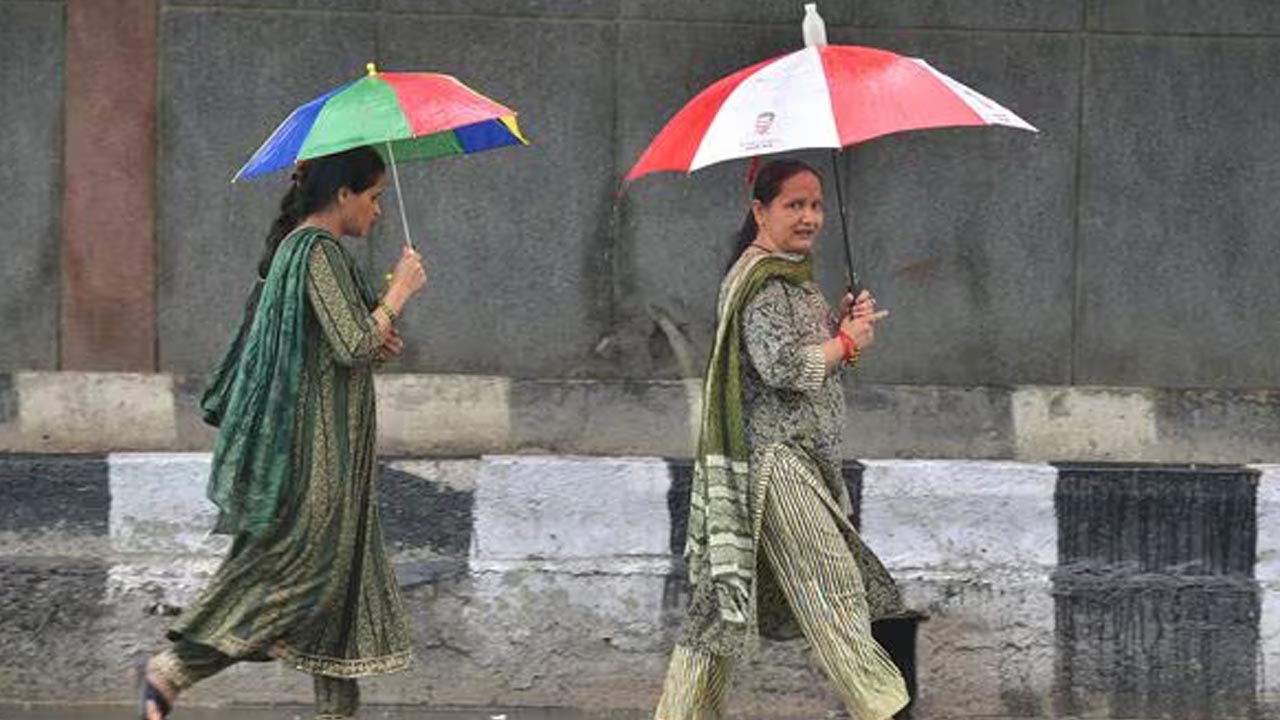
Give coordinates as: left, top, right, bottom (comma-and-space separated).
0, 707, 652, 720
0, 706, 1080, 720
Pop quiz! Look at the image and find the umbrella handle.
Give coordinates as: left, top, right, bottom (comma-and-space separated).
385, 141, 415, 251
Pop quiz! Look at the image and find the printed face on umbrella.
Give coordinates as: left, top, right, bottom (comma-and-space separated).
754, 111, 776, 135
754, 171, 824, 256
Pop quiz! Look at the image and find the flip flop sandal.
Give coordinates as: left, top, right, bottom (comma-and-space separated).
134, 658, 172, 719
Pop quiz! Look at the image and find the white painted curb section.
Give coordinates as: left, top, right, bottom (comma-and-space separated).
861, 460, 1059, 717
471, 455, 675, 574
1253, 464, 1280, 708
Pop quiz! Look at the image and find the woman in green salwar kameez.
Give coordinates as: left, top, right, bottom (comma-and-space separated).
139, 146, 426, 720
654, 159, 908, 720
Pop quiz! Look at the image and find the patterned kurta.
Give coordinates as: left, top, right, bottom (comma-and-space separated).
169, 233, 412, 678
657, 247, 908, 720
740, 267, 845, 494
737, 248, 904, 638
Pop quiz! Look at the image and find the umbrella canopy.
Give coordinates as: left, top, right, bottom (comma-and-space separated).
624, 24, 1037, 293
235, 63, 526, 182
626, 44, 1035, 181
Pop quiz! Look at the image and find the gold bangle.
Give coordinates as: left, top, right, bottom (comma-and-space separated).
379, 302, 398, 323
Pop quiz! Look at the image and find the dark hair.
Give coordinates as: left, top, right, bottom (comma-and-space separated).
258, 145, 386, 278
731, 158, 823, 262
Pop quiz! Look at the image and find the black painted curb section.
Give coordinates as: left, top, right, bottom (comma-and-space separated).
0, 373, 16, 425
378, 462, 474, 556
0, 453, 109, 536
1053, 463, 1259, 719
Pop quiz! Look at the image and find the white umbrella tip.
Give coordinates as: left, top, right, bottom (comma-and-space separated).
802, 4, 828, 48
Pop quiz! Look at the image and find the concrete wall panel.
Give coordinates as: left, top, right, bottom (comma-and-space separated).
374, 15, 618, 377
1088, 0, 1280, 34
1078, 36, 1280, 387
855, 1, 1083, 31
620, 1, 854, 24
157, 8, 377, 372
0, 2, 62, 370
381, 0, 616, 19
166, 0, 377, 10
616, 22, 800, 378
824, 29, 1079, 385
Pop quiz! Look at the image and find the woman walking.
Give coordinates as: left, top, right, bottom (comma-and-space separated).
655, 159, 908, 720
137, 145, 426, 720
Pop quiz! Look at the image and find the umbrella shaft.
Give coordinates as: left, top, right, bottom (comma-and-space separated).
386, 141, 414, 250
830, 150, 861, 297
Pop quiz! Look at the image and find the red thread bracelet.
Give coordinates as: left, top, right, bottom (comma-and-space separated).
837, 330, 857, 362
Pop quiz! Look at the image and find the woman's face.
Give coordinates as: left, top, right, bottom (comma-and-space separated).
753, 171, 824, 255
339, 174, 387, 238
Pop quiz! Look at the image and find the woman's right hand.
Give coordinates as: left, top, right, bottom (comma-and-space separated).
840, 305, 889, 351
390, 246, 427, 298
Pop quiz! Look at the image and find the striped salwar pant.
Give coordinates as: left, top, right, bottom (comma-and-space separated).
150, 640, 359, 719
655, 456, 909, 720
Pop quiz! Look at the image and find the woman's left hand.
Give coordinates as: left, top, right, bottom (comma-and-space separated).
376, 328, 404, 361
840, 289, 876, 319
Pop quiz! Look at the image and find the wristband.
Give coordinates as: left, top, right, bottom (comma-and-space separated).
837, 329, 861, 364
836, 330, 854, 361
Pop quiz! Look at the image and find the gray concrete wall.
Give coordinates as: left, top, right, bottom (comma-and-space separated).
2, 1, 1278, 386
133, 1, 1280, 388
0, 1, 63, 370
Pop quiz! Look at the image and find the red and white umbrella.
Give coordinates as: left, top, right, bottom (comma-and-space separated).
626, 44, 1035, 180
625, 6, 1037, 290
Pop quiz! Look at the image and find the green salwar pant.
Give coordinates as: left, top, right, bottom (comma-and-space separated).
151, 640, 359, 719
655, 461, 909, 720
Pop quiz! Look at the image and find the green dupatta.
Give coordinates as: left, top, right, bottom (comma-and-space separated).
682, 251, 814, 656
199, 227, 375, 538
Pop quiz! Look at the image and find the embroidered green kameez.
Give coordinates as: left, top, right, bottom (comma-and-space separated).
166, 227, 412, 679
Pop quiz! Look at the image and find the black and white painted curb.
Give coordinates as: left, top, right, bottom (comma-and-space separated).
1, 453, 1275, 718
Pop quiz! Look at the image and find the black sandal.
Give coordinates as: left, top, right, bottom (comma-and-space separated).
134, 659, 172, 719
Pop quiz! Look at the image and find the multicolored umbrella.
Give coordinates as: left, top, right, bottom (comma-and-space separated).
625, 5, 1036, 291
235, 63, 527, 247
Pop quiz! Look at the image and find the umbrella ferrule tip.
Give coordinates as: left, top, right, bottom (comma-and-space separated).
366, 62, 378, 76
